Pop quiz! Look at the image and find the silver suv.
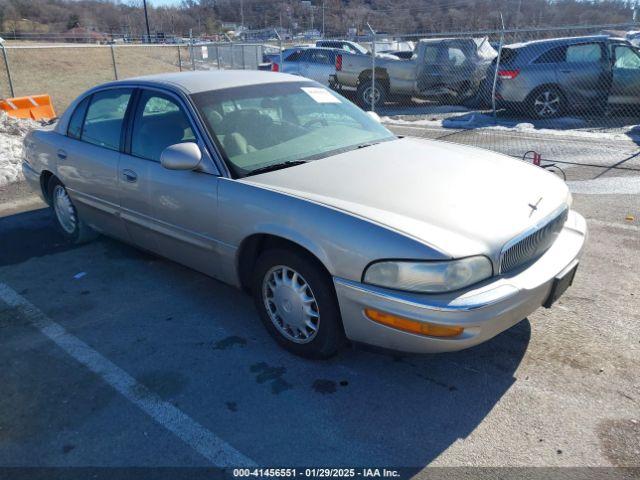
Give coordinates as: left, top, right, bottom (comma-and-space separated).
496, 35, 640, 119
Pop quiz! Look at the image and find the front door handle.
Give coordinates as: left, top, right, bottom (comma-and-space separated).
122, 169, 138, 183
57, 149, 67, 160
559, 69, 573, 74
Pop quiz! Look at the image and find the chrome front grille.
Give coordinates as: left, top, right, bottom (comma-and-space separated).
500, 209, 568, 274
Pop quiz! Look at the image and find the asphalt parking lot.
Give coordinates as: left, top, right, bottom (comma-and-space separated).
0, 132, 639, 472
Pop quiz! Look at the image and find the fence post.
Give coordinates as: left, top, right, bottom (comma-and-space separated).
110, 44, 118, 80
241, 44, 246, 69
215, 43, 221, 69
367, 23, 376, 112
1, 44, 15, 98
231, 43, 236, 69
177, 45, 183, 71
274, 29, 283, 68
491, 13, 506, 119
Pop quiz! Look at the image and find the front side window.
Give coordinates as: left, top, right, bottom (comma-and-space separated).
566, 43, 602, 63
448, 47, 466, 66
131, 91, 195, 162
81, 89, 132, 151
423, 46, 440, 64
614, 46, 640, 70
191, 82, 395, 177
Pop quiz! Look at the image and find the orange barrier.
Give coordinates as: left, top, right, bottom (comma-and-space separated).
0, 94, 56, 121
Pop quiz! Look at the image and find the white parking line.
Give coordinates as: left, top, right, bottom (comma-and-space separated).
0, 282, 255, 467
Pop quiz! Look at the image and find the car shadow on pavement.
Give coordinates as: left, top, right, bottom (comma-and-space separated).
0, 207, 80, 267
0, 206, 531, 467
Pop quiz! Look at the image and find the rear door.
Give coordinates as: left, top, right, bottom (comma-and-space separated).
55, 88, 133, 241
122, 88, 223, 275
557, 42, 609, 105
609, 44, 640, 105
300, 49, 335, 85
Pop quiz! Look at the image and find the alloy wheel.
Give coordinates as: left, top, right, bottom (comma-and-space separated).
534, 90, 561, 118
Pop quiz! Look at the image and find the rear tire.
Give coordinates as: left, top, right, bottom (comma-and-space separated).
528, 86, 565, 119
252, 248, 345, 359
47, 177, 98, 244
357, 80, 387, 109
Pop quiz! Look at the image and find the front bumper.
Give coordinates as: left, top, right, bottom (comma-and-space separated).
334, 210, 587, 354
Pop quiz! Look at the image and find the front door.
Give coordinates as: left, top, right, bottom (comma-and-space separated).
609, 44, 640, 105
56, 88, 133, 241
558, 42, 609, 106
122, 89, 223, 277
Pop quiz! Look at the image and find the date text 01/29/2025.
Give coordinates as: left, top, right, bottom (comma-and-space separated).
232, 468, 402, 478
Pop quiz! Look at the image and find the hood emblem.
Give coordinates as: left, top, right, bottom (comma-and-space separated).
528, 197, 543, 216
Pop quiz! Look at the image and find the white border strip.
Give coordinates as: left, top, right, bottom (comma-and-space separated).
0, 282, 255, 467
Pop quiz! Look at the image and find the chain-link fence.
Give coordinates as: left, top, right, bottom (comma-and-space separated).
1, 23, 639, 170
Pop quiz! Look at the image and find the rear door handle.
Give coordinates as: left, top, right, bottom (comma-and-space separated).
57, 149, 67, 160
559, 69, 573, 73
122, 169, 138, 183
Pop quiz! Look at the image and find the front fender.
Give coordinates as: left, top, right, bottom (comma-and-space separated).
218, 178, 449, 283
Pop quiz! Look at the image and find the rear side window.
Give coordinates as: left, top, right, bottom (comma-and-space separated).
307, 50, 333, 64
566, 43, 602, 63
284, 49, 305, 62
499, 48, 519, 65
131, 91, 196, 162
67, 96, 90, 140
534, 46, 566, 64
81, 89, 132, 151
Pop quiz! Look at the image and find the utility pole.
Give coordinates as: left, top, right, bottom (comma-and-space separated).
240, 0, 245, 29
310, 5, 314, 31
322, 1, 325, 38
142, 0, 151, 43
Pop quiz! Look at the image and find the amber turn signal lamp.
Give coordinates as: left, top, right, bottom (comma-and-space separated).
364, 308, 464, 338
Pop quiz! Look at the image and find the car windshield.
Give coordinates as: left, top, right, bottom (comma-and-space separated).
191, 82, 395, 177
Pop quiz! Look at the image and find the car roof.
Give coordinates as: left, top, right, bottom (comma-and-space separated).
108, 70, 307, 94
506, 34, 625, 49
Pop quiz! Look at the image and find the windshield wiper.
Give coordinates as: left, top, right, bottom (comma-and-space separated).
356, 142, 381, 149
245, 160, 307, 177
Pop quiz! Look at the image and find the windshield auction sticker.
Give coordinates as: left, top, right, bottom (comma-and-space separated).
301, 87, 341, 103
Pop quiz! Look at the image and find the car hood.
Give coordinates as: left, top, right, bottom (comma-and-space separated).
241, 137, 570, 260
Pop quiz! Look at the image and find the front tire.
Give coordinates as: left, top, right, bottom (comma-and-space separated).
47, 177, 98, 244
252, 249, 345, 359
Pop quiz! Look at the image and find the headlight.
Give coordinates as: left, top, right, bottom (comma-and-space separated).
363, 256, 493, 293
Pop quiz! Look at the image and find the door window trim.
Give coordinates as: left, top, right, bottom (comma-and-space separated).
65, 86, 134, 152
123, 86, 221, 175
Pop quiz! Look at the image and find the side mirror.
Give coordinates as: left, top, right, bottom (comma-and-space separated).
160, 142, 202, 171
367, 111, 382, 123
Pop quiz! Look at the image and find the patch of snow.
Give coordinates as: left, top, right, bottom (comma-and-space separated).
0, 113, 38, 187
383, 112, 640, 142
567, 176, 640, 195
